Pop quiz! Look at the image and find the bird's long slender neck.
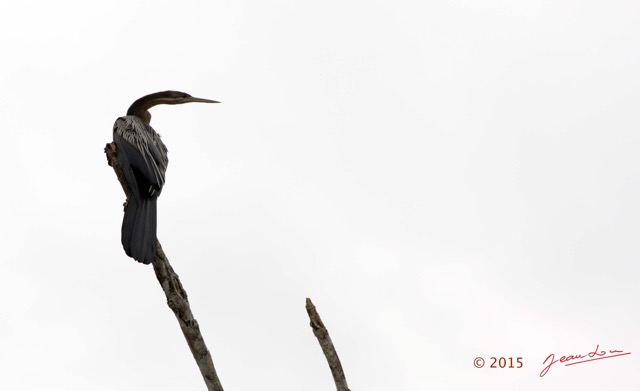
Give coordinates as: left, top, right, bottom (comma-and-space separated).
127, 92, 175, 125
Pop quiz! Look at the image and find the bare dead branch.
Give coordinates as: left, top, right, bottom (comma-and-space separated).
105, 142, 224, 391
306, 298, 351, 391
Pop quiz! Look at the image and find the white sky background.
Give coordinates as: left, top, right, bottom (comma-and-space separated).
0, 0, 639, 389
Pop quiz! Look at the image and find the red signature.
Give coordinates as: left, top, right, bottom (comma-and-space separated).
540, 344, 631, 377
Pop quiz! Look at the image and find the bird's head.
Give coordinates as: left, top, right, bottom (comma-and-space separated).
127, 90, 219, 124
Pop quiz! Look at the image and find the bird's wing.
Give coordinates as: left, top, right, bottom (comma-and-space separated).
113, 117, 168, 198
146, 129, 169, 178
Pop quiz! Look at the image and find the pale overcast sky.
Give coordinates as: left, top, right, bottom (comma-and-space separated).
1, 1, 639, 390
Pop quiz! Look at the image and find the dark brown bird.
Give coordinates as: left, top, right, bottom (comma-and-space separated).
113, 91, 218, 264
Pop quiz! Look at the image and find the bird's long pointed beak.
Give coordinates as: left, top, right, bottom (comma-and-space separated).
185, 97, 220, 104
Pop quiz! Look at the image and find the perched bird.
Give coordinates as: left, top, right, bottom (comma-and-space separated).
113, 91, 218, 264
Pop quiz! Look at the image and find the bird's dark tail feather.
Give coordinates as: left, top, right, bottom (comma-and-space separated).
121, 197, 158, 264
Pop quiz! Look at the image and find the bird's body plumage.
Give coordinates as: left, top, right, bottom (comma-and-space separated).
113, 115, 168, 264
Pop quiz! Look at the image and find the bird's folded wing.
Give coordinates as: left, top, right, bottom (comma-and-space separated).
113, 118, 166, 198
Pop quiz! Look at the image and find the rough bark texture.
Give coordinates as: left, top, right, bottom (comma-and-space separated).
306, 298, 351, 391
105, 142, 223, 391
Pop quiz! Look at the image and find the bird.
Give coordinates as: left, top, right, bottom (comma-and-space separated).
113, 91, 218, 264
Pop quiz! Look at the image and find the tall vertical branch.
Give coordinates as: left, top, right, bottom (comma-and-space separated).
105, 142, 224, 391
305, 298, 351, 391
